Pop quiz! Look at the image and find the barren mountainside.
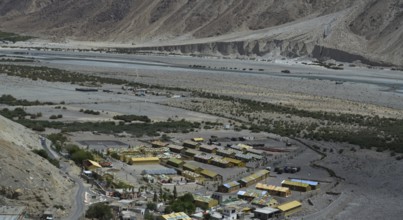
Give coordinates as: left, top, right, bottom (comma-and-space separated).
0, 115, 73, 217
0, 0, 402, 65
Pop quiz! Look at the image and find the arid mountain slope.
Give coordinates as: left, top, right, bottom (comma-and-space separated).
0, 115, 73, 217
0, 0, 402, 65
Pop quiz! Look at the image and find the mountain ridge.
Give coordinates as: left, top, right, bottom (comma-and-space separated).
0, 0, 402, 66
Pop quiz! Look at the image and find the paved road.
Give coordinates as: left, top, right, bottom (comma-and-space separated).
40, 137, 60, 160
63, 174, 86, 220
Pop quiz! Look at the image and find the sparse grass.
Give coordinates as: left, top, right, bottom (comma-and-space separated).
0, 31, 33, 42
0, 94, 54, 106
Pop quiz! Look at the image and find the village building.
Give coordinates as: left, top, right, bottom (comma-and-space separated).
199, 144, 218, 153
290, 179, 320, 190
130, 157, 159, 165
182, 170, 204, 182
183, 163, 202, 173
183, 140, 200, 149
200, 169, 223, 181
151, 140, 169, 148
253, 207, 280, 220
237, 189, 267, 201
222, 157, 245, 167
251, 195, 278, 207
83, 159, 102, 170
161, 212, 192, 220
168, 144, 184, 153
193, 194, 219, 210
281, 180, 311, 192
238, 170, 270, 187
167, 158, 185, 168
277, 200, 302, 217
218, 181, 241, 193
256, 183, 291, 197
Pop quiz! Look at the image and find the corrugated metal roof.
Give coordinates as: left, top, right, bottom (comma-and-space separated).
192, 138, 204, 142
199, 144, 217, 150
168, 144, 184, 150
143, 169, 177, 175
240, 170, 269, 183
223, 157, 243, 164
193, 194, 218, 204
183, 140, 199, 146
277, 200, 302, 212
131, 157, 159, 162
162, 212, 192, 220
290, 179, 319, 186
183, 163, 200, 171
168, 158, 184, 165
256, 183, 290, 193
200, 169, 219, 178
237, 189, 267, 198
254, 207, 279, 214
282, 180, 310, 188
223, 181, 240, 188
87, 160, 102, 168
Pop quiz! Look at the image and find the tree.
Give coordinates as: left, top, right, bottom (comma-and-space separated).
147, 202, 157, 211
85, 202, 113, 220
153, 191, 158, 202
144, 209, 154, 220
173, 185, 177, 199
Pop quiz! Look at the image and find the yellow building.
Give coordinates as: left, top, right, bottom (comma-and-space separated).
239, 170, 270, 187
223, 157, 245, 167
193, 194, 219, 210
237, 143, 253, 151
200, 169, 222, 181
167, 158, 185, 168
281, 180, 311, 192
256, 183, 291, 197
218, 181, 241, 193
83, 160, 102, 170
192, 137, 204, 142
151, 140, 169, 148
182, 170, 205, 182
277, 200, 302, 217
183, 140, 199, 149
183, 163, 202, 173
161, 212, 191, 220
130, 157, 159, 164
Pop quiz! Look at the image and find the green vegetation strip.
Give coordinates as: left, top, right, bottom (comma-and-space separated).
0, 64, 188, 91
0, 107, 200, 136
195, 92, 403, 153
0, 94, 54, 106
0, 31, 33, 42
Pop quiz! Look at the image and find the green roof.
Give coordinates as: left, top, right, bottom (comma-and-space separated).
168, 158, 184, 165
183, 163, 200, 171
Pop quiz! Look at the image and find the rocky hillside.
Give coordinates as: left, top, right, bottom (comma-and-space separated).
0, 0, 402, 66
0, 115, 73, 217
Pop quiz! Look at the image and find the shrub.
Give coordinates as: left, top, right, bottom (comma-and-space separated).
281, 70, 291, 73
85, 203, 113, 220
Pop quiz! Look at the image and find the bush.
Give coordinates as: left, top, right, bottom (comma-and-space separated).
113, 114, 151, 123
32, 149, 59, 167
49, 115, 58, 120
281, 70, 291, 73
85, 203, 113, 220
